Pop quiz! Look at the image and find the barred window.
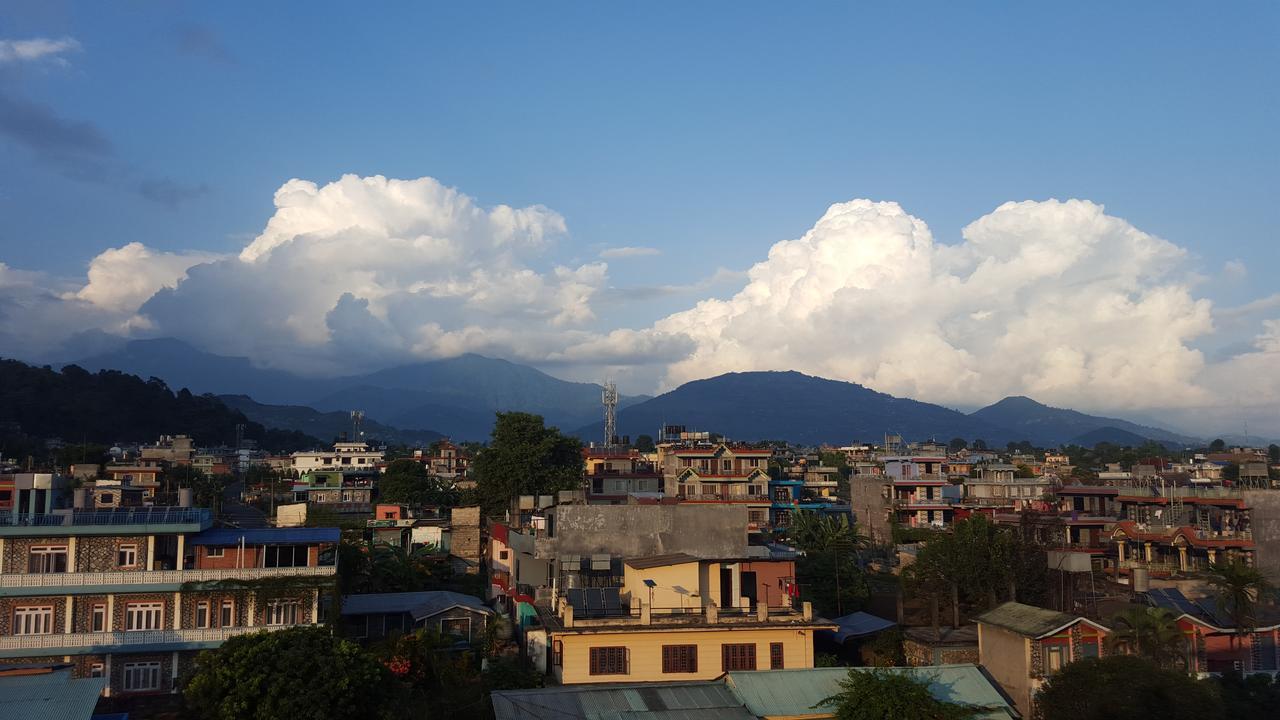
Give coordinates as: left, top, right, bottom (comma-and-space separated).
721, 643, 756, 671
588, 646, 628, 675
122, 661, 162, 691
662, 644, 698, 673
770, 642, 784, 669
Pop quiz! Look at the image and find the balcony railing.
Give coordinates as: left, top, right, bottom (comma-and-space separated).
678, 493, 770, 502
0, 624, 306, 652
0, 508, 212, 528
0, 564, 336, 590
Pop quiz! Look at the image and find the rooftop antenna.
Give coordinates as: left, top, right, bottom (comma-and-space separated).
350, 410, 365, 441
603, 380, 618, 447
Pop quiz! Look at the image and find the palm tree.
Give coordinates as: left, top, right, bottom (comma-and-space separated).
1107, 606, 1186, 668
1204, 560, 1273, 659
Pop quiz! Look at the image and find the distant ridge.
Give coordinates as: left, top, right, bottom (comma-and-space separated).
574, 371, 1020, 446
969, 396, 1201, 448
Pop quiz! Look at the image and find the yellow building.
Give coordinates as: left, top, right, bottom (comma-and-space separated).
535, 553, 831, 684
544, 599, 831, 684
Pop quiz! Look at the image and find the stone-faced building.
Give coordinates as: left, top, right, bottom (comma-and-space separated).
0, 480, 338, 698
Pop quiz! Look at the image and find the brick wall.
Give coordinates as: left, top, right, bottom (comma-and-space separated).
179, 591, 250, 629
72, 594, 109, 632
77, 535, 149, 572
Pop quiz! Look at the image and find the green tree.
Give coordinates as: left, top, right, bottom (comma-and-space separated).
379, 458, 458, 508
819, 668, 977, 720
1268, 443, 1280, 465
948, 437, 967, 452
1014, 464, 1036, 478
1209, 438, 1226, 452
1035, 656, 1221, 720
473, 412, 583, 516
184, 626, 397, 720
1212, 671, 1280, 719
972, 439, 988, 451
904, 515, 1045, 632
789, 511, 869, 616
1203, 560, 1273, 659
633, 434, 655, 452
1106, 606, 1186, 668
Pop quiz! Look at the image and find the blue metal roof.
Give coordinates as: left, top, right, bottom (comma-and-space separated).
820, 611, 897, 643
190, 527, 340, 546
341, 591, 491, 621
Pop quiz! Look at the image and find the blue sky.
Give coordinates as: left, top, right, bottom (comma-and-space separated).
1, 2, 1278, 434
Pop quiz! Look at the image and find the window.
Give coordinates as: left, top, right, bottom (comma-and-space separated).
723, 459, 732, 472
1044, 644, 1067, 674
662, 645, 698, 673
1077, 641, 1099, 659
588, 647, 628, 675
91, 604, 107, 632
721, 643, 756, 671
89, 663, 105, 678
117, 544, 138, 568
266, 600, 300, 626
220, 600, 234, 627
206, 547, 225, 558
551, 639, 563, 666
770, 642, 785, 669
748, 510, 767, 524
196, 601, 210, 629
13, 606, 54, 635
27, 546, 67, 574
440, 617, 471, 640
498, 550, 510, 560
749, 458, 760, 467
126, 602, 163, 631
99, 492, 115, 505
264, 545, 307, 568
122, 661, 162, 692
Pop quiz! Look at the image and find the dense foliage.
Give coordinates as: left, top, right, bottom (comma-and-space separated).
1035, 656, 1222, 720
789, 512, 869, 617
904, 514, 1046, 628
379, 458, 460, 507
1106, 606, 1186, 668
819, 668, 977, 720
184, 626, 397, 720
0, 360, 319, 456
473, 412, 583, 515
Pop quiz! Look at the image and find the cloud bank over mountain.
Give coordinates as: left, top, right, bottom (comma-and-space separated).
1, 174, 1276, 435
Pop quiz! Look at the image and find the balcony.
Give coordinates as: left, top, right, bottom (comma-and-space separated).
677, 493, 769, 503
0, 624, 308, 658
0, 508, 212, 537
0, 565, 336, 596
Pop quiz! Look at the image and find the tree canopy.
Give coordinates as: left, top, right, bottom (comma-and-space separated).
473, 412, 583, 515
183, 626, 397, 720
379, 458, 459, 508
1106, 606, 1186, 668
789, 511, 869, 616
819, 668, 977, 720
1035, 655, 1221, 720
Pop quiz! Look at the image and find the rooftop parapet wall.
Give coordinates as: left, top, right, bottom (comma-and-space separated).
536, 505, 748, 560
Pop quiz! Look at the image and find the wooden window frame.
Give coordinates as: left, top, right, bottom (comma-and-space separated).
721, 643, 756, 671
219, 599, 234, 627
770, 642, 784, 669
91, 603, 107, 633
588, 646, 628, 676
662, 644, 698, 674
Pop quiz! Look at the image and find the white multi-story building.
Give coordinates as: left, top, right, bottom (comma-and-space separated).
290, 442, 384, 473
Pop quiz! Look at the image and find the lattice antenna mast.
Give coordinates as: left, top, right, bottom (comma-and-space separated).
602, 380, 618, 447
350, 410, 365, 441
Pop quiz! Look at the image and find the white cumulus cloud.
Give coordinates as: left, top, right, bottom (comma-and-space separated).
654, 198, 1217, 414
73, 242, 220, 314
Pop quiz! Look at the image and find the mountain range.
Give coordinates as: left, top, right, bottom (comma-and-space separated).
65, 338, 1214, 448
70, 339, 644, 442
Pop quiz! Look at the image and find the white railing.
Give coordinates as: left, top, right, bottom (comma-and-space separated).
0, 624, 306, 651
0, 565, 335, 589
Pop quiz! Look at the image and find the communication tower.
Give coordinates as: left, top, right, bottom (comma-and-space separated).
602, 380, 618, 446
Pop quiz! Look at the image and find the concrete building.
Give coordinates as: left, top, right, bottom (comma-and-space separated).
290, 441, 384, 473
963, 464, 1051, 512
582, 448, 662, 503
0, 492, 338, 697
976, 601, 1110, 718
139, 435, 196, 466
658, 443, 773, 532
339, 590, 493, 643
884, 456, 960, 529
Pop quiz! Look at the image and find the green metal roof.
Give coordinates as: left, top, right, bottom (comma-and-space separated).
491, 682, 755, 720
724, 665, 1018, 720
974, 601, 1095, 639
0, 667, 107, 720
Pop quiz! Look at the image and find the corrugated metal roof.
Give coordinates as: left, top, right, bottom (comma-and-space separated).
625, 553, 699, 570
820, 611, 897, 643
491, 682, 754, 720
0, 668, 108, 720
974, 601, 1096, 638
189, 527, 340, 546
724, 666, 1017, 720
340, 591, 491, 621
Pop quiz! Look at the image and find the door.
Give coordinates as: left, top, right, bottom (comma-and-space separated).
719, 567, 733, 607
742, 571, 758, 608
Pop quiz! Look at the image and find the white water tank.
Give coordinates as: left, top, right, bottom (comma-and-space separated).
1132, 566, 1150, 592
